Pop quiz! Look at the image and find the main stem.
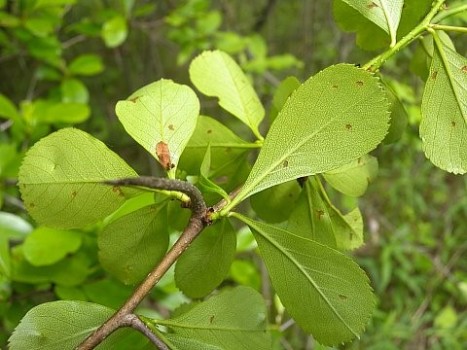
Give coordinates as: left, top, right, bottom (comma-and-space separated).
362, 0, 447, 72
77, 177, 207, 350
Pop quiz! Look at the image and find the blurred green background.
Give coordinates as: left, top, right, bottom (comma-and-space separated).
0, 1, 466, 349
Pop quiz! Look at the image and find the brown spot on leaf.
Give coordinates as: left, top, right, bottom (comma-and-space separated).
346, 124, 352, 131
431, 71, 438, 80
71, 191, 77, 198
357, 157, 362, 164
332, 84, 338, 89
316, 209, 325, 220
29, 202, 35, 208
209, 315, 215, 324
112, 186, 124, 197
338, 294, 348, 300
367, 2, 378, 9
283, 160, 289, 168
451, 121, 456, 127
356, 81, 364, 86
168, 124, 174, 131
128, 96, 140, 103
461, 66, 467, 73
156, 141, 172, 171
207, 129, 212, 134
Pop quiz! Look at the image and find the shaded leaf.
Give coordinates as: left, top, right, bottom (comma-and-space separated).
338, 0, 403, 46
382, 84, 408, 144
0, 93, 20, 120
250, 180, 301, 223
98, 204, 169, 285
8, 301, 149, 350
18, 128, 139, 229
163, 286, 271, 350
175, 219, 236, 298
61, 78, 89, 103
228, 64, 389, 208
190, 50, 265, 139
0, 236, 10, 278
0, 212, 33, 241
116, 79, 199, 176
235, 214, 375, 346
420, 34, 467, 174
323, 154, 378, 197
270, 76, 301, 122
23, 227, 82, 266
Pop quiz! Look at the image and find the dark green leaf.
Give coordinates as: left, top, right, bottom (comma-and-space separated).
175, 219, 236, 298
163, 286, 271, 350
98, 204, 169, 285
235, 214, 375, 346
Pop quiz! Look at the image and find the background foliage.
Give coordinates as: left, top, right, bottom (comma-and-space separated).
1, 0, 466, 349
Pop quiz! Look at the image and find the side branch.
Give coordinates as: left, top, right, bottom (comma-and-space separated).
77, 177, 207, 349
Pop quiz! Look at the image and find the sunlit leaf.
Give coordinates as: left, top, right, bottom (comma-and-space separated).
115, 79, 200, 176
235, 214, 375, 346
189, 50, 265, 139
163, 286, 271, 350
23, 227, 82, 266
98, 204, 169, 285
8, 301, 149, 350
18, 128, 139, 229
227, 64, 389, 209
323, 154, 378, 197
68, 54, 104, 76
420, 34, 467, 174
101, 15, 128, 48
175, 219, 236, 298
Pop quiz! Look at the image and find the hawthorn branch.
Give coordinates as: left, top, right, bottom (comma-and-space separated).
123, 314, 170, 350
77, 177, 208, 350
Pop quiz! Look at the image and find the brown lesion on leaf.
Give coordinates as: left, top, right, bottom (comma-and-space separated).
332, 84, 338, 89
168, 124, 175, 131
357, 157, 363, 164
461, 66, 467, 73
156, 141, 174, 171
338, 294, 348, 300
431, 71, 438, 80
29, 202, 35, 208
209, 315, 215, 324
346, 124, 352, 131
316, 209, 325, 220
207, 129, 213, 134
356, 81, 364, 86
128, 96, 140, 103
71, 190, 77, 198
112, 186, 124, 197
282, 160, 289, 168
451, 121, 456, 127
367, 2, 378, 9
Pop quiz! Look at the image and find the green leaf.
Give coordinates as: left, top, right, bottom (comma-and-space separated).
0, 93, 20, 121
175, 219, 236, 298
29, 100, 90, 124
382, 83, 408, 144
61, 78, 89, 103
287, 177, 364, 250
323, 154, 378, 197
101, 15, 128, 48
227, 64, 389, 209
189, 50, 265, 139
270, 76, 301, 122
18, 128, 139, 229
68, 54, 104, 76
197, 144, 230, 199
163, 286, 271, 350
98, 203, 169, 285
8, 301, 149, 350
22, 227, 82, 266
250, 180, 301, 223
234, 214, 375, 346
115, 79, 200, 176
420, 34, 467, 174
338, 0, 403, 46
0, 236, 10, 278
0, 212, 33, 241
